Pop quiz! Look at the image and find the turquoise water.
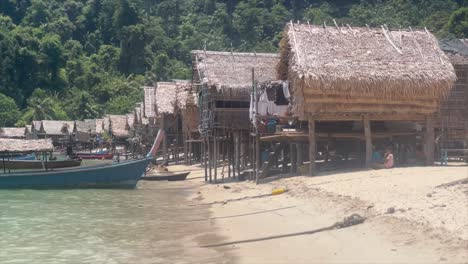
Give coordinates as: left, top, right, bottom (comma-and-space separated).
0, 183, 224, 264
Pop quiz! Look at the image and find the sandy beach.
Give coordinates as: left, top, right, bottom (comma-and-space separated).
152, 164, 468, 263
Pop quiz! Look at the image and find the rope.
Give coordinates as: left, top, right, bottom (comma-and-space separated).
202, 214, 366, 247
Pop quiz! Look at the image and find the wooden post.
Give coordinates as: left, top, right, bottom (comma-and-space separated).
255, 134, 260, 183
425, 115, 435, 166
203, 137, 207, 181
208, 134, 212, 182
214, 129, 218, 182
290, 143, 297, 175
161, 115, 168, 162
297, 144, 303, 166
364, 117, 372, 167
232, 132, 239, 178
308, 116, 316, 176
228, 132, 232, 178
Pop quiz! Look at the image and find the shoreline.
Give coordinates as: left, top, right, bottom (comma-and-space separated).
165, 164, 468, 263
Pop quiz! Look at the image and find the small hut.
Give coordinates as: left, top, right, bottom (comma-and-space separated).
153, 81, 187, 162
106, 115, 129, 142
191, 50, 280, 182
37, 120, 75, 145
0, 127, 26, 139
437, 39, 468, 161
279, 23, 456, 174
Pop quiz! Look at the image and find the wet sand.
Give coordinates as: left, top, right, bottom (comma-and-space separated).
161, 164, 468, 263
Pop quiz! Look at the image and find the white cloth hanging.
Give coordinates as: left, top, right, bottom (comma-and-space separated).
258, 91, 269, 115
282, 81, 290, 99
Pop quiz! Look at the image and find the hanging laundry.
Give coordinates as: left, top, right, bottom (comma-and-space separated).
258, 90, 269, 115
282, 81, 291, 99
275, 85, 289, 105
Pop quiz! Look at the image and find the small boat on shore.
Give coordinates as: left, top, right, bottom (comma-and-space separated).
0, 130, 165, 189
142, 171, 190, 181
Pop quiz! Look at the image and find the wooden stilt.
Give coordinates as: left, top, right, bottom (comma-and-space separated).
228, 132, 232, 179
308, 117, 316, 176
425, 115, 435, 165
290, 143, 297, 175
297, 144, 303, 166
214, 129, 218, 182
282, 144, 288, 173
255, 133, 260, 183
364, 117, 372, 167
203, 137, 207, 181
161, 115, 168, 162
208, 134, 212, 182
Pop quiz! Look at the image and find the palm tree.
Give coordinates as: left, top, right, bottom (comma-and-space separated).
21, 96, 57, 122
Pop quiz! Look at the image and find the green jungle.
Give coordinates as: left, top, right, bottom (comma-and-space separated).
0, 0, 467, 126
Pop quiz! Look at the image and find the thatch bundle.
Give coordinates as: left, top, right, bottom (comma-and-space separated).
192, 50, 280, 100
280, 23, 457, 117
0, 127, 26, 138
0, 138, 53, 152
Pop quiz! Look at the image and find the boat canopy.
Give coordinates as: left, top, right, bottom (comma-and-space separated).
0, 138, 54, 153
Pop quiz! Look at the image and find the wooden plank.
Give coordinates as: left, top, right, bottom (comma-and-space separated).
308, 116, 316, 176
425, 116, 435, 165
364, 118, 372, 167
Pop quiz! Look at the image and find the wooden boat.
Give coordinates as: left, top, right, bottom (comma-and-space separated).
0, 129, 166, 189
13, 154, 36, 160
0, 158, 150, 189
0, 159, 82, 170
76, 153, 114, 160
141, 171, 190, 181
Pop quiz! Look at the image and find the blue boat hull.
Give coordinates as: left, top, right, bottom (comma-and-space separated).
0, 158, 150, 189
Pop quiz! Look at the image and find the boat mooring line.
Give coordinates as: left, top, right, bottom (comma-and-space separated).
184, 206, 297, 222
188, 193, 273, 207
201, 214, 366, 247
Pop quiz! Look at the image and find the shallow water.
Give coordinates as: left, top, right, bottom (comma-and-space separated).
0, 182, 227, 264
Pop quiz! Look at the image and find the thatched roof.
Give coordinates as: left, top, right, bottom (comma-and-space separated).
0, 127, 26, 138
280, 23, 456, 116
90, 119, 103, 134
102, 117, 110, 132
39, 120, 74, 135
75, 120, 96, 134
143, 86, 156, 118
0, 138, 53, 152
126, 113, 135, 128
155, 82, 178, 115
108, 115, 128, 138
31, 121, 42, 132
439, 39, 468, 65
175, 80, 192, 110
191, 50, 279, 98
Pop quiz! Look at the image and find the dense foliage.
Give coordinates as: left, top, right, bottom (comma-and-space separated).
0, 0, 466, 125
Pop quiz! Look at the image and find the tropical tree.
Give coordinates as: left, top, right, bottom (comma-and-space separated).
0, 93, 21, 126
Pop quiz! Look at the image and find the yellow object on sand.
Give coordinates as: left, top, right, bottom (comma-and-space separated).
271, 188, 286, 195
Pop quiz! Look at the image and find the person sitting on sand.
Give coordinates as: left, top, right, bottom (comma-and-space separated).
372, 147, 394, 169
372, 146, 382, 162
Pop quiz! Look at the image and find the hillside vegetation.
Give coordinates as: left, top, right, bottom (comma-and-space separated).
0, 0, 466, 126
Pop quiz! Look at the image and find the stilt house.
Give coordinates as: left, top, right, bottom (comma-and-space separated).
437, 39, 468, 159
191, 50, 280, 182
279, 23, 456, 174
